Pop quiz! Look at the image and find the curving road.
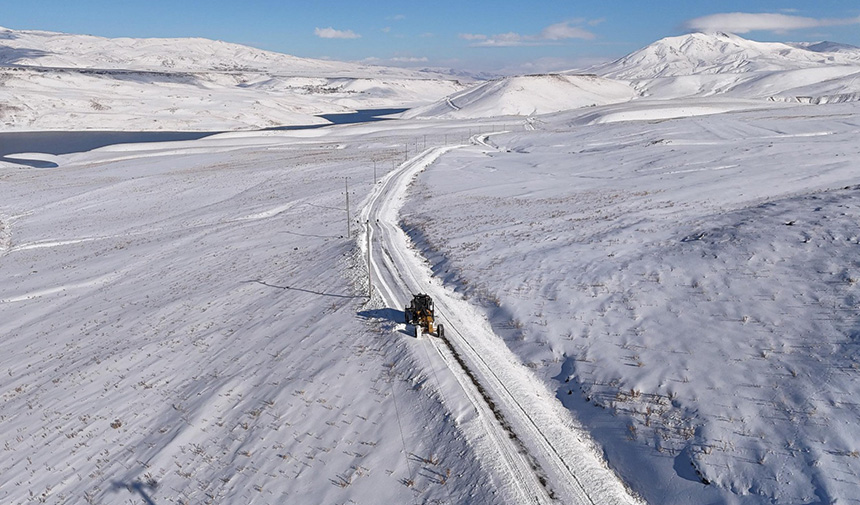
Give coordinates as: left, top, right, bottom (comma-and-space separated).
359, 140, 643, 505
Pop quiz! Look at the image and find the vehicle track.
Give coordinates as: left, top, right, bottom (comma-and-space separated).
359, 141, 642, 505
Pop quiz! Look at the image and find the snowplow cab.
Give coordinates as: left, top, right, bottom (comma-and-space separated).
404, 293, 444, 338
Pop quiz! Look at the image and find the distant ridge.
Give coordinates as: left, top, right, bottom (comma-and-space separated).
0, 26, 465, 130
0, 26, 451, 80
578, 32, 860, 104
591, 31, 860, 80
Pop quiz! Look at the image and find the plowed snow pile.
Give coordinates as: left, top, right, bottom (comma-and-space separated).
402, 102, 860, 504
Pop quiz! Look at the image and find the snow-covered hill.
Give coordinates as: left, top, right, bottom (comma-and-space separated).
403, 101, 860, 505
0, 27, 466, 131
0, 26, 451, 78
402, 74, 636, 119
588, 32, 860, 104
406, 32, 860, 122
789, 40, 860, 55
593, 32, 860, 79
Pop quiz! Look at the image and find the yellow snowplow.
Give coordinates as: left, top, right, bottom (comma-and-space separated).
405, 293, 444, 338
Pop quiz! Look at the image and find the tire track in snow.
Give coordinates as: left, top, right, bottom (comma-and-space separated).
359, 141, 643, 505
0, 215, 10, 259
362, 146, 549, 505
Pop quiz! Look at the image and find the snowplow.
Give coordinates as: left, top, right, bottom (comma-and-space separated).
405, 293, 444, 338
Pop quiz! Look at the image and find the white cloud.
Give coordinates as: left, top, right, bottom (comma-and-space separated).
684, 12, 860, 34
381, 26, 391, 33
390, 56, 429, 63
477, 32, 528, 47
356, 55, 430, 68
464, 20, 597, 47
540, 21, 596, 41
314, 27, 361, 39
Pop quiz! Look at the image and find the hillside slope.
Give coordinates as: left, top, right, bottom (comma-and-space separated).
0, 27, 465, 131
403, 101, 860, 505
593, 32, 860, 79
0, 26, 449, 79
403, 74, 636, 119
589, 32, 860, 103
0, 126, 515, 505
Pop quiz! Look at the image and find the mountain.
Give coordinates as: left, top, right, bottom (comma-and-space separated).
0, 26, 451, 79
592, 32, 860, 80
0, 27, 466, 131
587, 32, 860, 103
402, 74, 636, 119
408, 32, 860, 122
788, 40, 860, 54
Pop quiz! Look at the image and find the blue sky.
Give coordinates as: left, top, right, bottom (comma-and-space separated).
2, 0, 860, 73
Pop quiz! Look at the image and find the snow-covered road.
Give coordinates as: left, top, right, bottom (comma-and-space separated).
359, 142, 642, 505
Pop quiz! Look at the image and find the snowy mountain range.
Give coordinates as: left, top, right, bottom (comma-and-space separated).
0, 26, 466, 131
0, 26, 457, 78
2, 27, 860, 129
408, 32, 860, 121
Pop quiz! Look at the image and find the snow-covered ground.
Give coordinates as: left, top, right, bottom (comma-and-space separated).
4, 25, 860, 505
0, 126, 516, 504
0, 66, 465, 131
5, 98, 858, 504
402, 101, 860, 504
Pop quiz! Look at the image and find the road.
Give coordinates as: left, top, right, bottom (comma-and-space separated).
359, 140, 643, 505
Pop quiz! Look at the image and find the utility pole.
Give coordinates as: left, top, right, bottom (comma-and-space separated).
366, 221, 373, 299
373, 160, 377, 184
345, 177, 351, 238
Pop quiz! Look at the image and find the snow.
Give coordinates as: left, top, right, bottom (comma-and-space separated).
0, 27, 466, 131
0, 128, 513, 504
3, 24, 860, 505
362, 142, 641, 504
402, 101, 860, 504
405, 33, 860, 122
0, 26, 455, 78
586, 32, 860, 105
403, 74, 636, 119
593, 32, 860, 80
